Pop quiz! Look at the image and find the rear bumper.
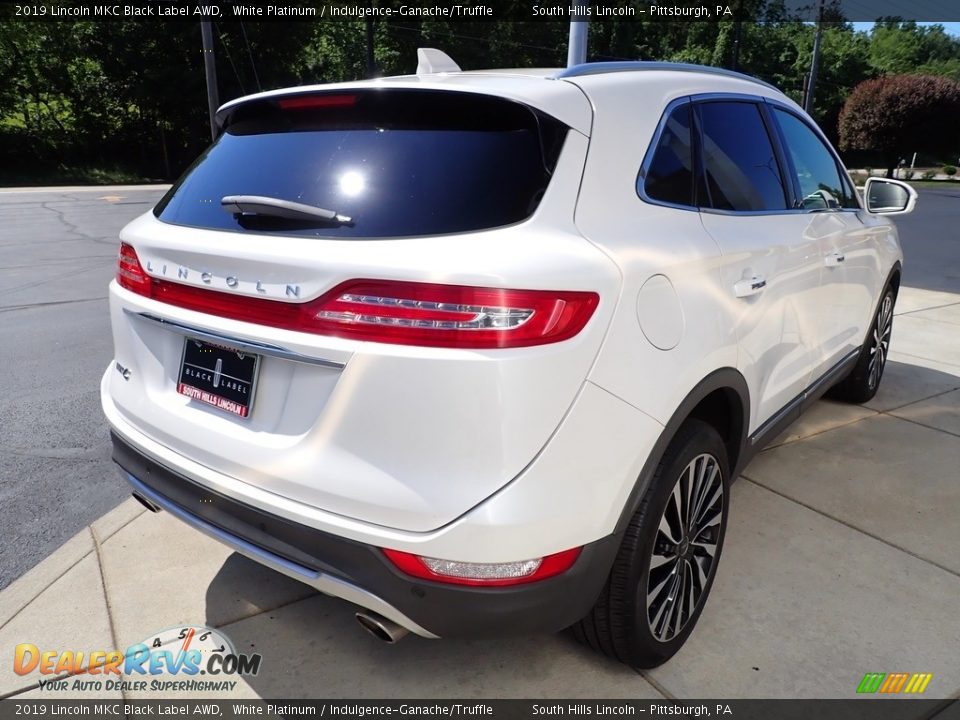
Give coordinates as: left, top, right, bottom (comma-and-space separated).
111, 431, 621, 640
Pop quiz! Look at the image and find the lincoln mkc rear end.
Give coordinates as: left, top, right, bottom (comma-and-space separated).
103, 55, 914, 667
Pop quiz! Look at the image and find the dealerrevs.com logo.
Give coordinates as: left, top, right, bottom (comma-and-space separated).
14, 625, 262, 693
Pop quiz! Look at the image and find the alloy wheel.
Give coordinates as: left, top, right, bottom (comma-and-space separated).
646, 453, 725, 643
868, 294, 893, 390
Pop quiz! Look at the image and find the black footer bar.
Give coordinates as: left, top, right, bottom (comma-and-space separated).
1, 699, 957, 720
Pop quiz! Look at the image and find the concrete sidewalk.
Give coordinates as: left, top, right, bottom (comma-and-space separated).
2, 286, 959, 702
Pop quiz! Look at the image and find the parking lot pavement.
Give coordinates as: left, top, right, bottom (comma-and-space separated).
1, 187, 959, 701
0, 186, 168, 589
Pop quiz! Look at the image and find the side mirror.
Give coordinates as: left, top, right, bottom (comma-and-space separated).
864, 177, 918, 215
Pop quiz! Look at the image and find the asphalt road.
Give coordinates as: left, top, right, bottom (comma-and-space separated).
894, 185, 960, 294
0, 186, 167, 590
0, 184, 957, 591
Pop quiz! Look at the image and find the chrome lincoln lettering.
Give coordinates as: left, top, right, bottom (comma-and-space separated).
141, 259, 299, 298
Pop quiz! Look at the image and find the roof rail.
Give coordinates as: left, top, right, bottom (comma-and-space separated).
554, 61, 779, 92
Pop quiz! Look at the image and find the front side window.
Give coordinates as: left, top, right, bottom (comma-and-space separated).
772, 108, 858, 210
697, 102, 788, 212
643, 103, 694, 207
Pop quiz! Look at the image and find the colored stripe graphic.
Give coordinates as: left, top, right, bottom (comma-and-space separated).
857, 673, 885, 693
904, 674, 933, 694
857, 672, 932, 694
880, 673, 909, 693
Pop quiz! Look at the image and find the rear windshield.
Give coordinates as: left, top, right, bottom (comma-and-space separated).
154, 89, 568, 238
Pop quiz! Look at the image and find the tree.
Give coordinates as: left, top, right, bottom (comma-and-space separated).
839, 74, 960, 177
4, 14, 960, 185
868, 22, 960, 76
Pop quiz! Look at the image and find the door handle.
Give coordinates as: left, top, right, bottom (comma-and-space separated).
734, 276, 767, 298
825, 252, 846, 267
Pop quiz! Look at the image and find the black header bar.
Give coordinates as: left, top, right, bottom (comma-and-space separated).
3, 0, 960, 23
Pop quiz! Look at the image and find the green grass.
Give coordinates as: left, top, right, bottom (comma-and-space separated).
906, 178, 960, 188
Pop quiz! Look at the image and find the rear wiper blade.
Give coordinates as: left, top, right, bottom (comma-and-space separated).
221, 195, 352, 224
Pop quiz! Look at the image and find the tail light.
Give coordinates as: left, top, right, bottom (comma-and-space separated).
115, 246, 598, 348
116, 243, 152, 296
276, 94, 357, 110
311, 281, 598, 348
381, 547, 582, 587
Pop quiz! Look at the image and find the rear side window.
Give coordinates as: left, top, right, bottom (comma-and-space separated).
772, 108, 859, 210
643, 104, 694, 207
697, 102, 788, 212
155, 90, 568, 238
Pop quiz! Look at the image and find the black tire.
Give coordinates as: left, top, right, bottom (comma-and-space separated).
829, 287, 895, 404
572, 419, 730, 668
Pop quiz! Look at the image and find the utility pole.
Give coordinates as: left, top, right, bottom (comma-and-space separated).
567, 0, 589, 68
365, 19, 376, 78
364, 0, 376, 78
732, 18, 742, 71
200, 21, 219, 142
803, 0, 824, 115
730, 0, 742, 71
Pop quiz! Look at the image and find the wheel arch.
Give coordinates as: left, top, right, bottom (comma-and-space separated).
613, 368, 750, 535
888, 261, 902, 298
863, 260, 902, 346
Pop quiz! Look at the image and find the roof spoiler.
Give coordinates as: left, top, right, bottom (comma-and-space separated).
214, 48, 464, 134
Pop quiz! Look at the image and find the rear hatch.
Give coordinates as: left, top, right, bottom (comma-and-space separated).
105, 82, 619, 532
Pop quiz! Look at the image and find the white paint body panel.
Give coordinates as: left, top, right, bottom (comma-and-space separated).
699, 211, 822, 431
569, 74, 746, 427
104, 375, 661, 563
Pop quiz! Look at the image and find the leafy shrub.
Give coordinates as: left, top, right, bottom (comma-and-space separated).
945, 166, 958, 176
839, 75, 960, 177
922, 170, 937, 180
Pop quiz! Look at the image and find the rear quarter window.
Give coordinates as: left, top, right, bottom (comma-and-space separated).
642, 103, 695, 207
155, 89, 568, 239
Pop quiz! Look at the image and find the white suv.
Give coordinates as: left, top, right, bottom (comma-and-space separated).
102, 55, 917, 668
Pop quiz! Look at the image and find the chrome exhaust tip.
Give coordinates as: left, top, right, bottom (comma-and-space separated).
131, 492, 161, 513
355, 611, 410, 643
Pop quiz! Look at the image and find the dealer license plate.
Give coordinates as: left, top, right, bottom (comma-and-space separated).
177, 339, 260, 418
